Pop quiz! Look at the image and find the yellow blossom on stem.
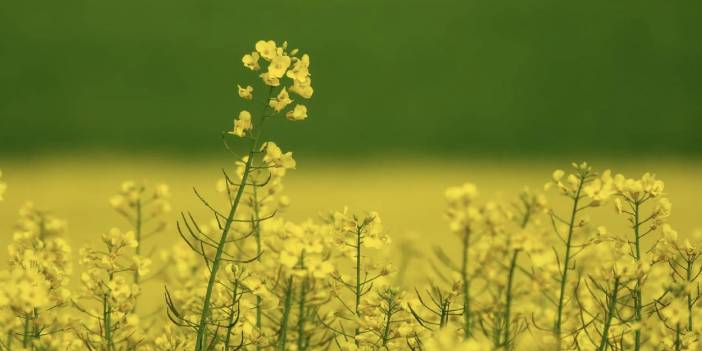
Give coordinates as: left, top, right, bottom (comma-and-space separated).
242, 51, 261, 70
286, 104, 308, 121
286, 54, 310, 83
255, 40, 277, 61
289, 77, 314, 99
229, 110, 253, 137
237, 84, 253, 100
259, 72, 280, 86
269, 87, 293, 112
268, 54, 292, 79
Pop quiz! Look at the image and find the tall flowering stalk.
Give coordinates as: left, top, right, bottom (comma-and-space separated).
444, 183, 480, 338
74, 228, 146, 350
611, 172, 669, 350
650, 226, 702, 350
544, 163, 614, 349
327, 209, 392, 346
2, 203, 75, 350
501, 189, 544, 350
165, 39, 312, 351
110, 181, 171, 287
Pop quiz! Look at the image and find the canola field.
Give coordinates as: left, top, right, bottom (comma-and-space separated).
1, 156, 702, 350
1, 39, 702, 351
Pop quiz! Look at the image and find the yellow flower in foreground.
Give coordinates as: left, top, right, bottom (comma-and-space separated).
261, 141, 296, 176
268, 54, 291, 79
255, 40, 277, 61
242, 51, 260, 70
259, 72, 280, 87
269, 88, 293, 112
228, 110, 253, 137
286, 54, 310, 83
286, 104, 307, 121
289, 77, 314, 99
237, 84, 253, 100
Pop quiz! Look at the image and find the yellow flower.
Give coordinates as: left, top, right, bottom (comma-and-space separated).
132, 256, 152, 277
259, 72, 280, 87
261, 141, 296, 176
552, 169, 565, 182
269, 88, 293, 112
228, 110, 253, 137
255, 40, 277, 61
237, 84, 253, 100
286, 104, 307, 121
286, 54, 310, 83
289, 77, 314, 99
268, 54, 291, 79
279, 250, 300, 268
242, 51, 260, 70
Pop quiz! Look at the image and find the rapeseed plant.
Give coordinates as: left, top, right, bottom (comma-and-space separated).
110, 181, 170, 292
1, 203, 78, 350
2, 40, 702, 351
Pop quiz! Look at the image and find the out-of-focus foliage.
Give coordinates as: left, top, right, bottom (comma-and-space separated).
1, 0, 702, 157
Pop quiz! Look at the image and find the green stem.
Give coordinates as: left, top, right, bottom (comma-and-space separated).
381, 293, 395, 346
296, 278, 307, 351
461, 229, 472, 338
223, 282, 239, 351
687, 258, 693, 332
598, 277, 620, 351
31, 309, 39, 343
133, 198, 142, 286
674, 323, 681, 351
22, 315, 30, 349
503, 250, 519, 350
354, 227, 362, 340
632, 201, 642, 351
278, 276, 294, 351
493, 309, 502, 349
554, 176, 585, 347
253, 186, 263, 351
194, 88, 273, 351
440, 300, 450, 328
103, 293, 113, 351
502, 203, 532, 350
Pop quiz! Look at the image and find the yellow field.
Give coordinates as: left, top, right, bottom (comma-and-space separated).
2, 155, 701, 265
2, 155, 702, 349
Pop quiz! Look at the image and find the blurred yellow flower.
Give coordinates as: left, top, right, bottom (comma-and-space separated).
237, 84, 253, 100
255, 40, 277, 61
289, 77, 314, 99
259, 72, 280, 86
269, 87, 293, 112
229, 110, 253, 137
286, 54, 310, 83
285, 104, 307, 121
242, 51, 260, 70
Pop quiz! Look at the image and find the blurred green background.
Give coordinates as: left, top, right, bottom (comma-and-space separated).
1, 0, 701, 158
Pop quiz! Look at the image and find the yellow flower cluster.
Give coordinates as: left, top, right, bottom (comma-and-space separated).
231, 40, 313, 139
0, 203, 78, 350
